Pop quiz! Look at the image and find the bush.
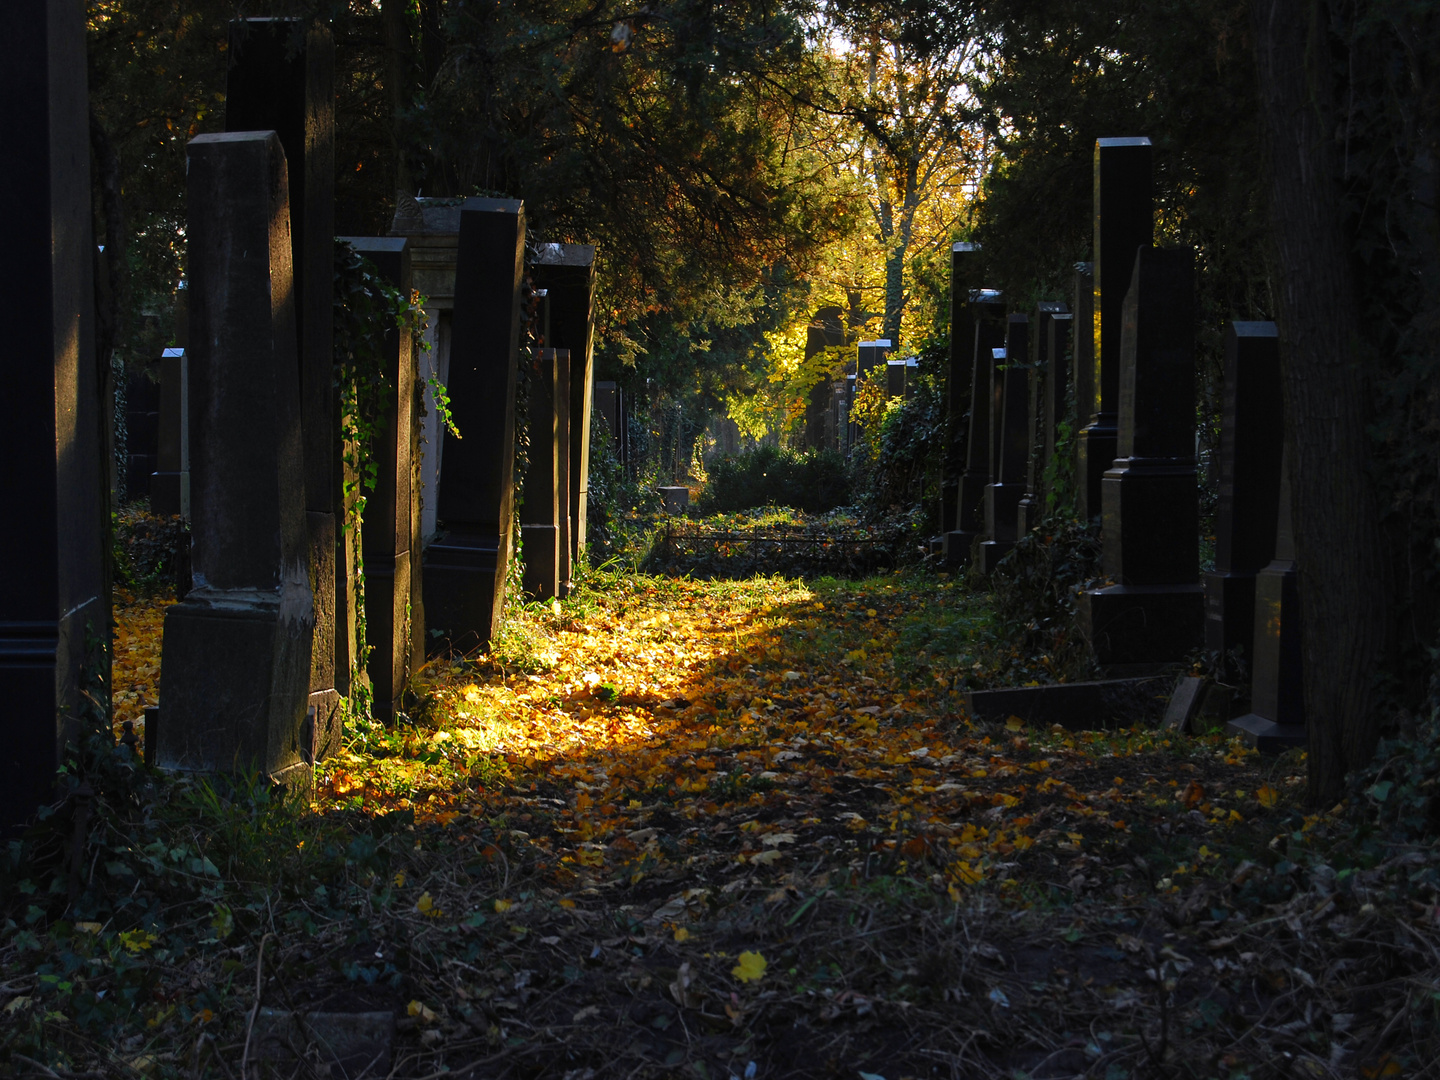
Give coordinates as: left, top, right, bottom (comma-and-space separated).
699, 445, 851, 513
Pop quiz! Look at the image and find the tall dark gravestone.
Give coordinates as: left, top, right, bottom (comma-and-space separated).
1080, 247, 1204, 665
943, 243, 982, 533
858, 340, 891, 379
1070, 262, 1095, 453
340, 237, 423, 724
553, 348, 573, 596
150, 348, 190, 517
1077, 138, 1152, 523
1041, 310, 1074, 515
1205, 323, 1284, 680
1018, 302, 1068, 534
943, 291, 1006, 565
2, 0, 108, 831
422, 199, 524, 653
979, 316, 1031, 573
531, 244, 596, 570
1228, 449, 1306, 750
155, 132, 313, 786
886, 359, 908, 399
225, 17, 343, 751
125, 373, 160, 500
803, 307, 846, 448
521, 348, 564, 601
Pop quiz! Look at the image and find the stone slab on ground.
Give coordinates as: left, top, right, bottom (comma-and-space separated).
963, 675, 1172, 730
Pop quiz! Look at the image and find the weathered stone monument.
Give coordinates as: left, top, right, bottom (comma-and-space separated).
2, 0, 108, 831
979, 316, 1031, 572
521, 348, 564, 601
531, 243, 597, 574
338, 237, 423, 724
225, 16, 343, 753
1228, 449, 1306, 750
1205, 322, 1284, 680
155, 132, 313, 785
1080, 247, 1204, 665
1017, 302, 1069, 533
125, 371, 160, 500
1077, 138, 1152, 523
943, 290, 1006, 565
553, 348, 573, 596
886, 358, 908, 399
858, 340, 891, 379
1070, 262, 1095, 458
150, 348, 190, 517
803, 307, 846, 448
422, 199, 524, 653
943, 243, 983, 533
1040, 308, 1074, 516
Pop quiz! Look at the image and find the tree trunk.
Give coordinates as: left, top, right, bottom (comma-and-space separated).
1251, 0, 1389, 804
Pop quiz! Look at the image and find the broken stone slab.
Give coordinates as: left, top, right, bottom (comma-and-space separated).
963, 676, 1172, 731
1226, 714, 1307, 753
1162, 675, 1206, 732
250, 1007, 394, 1077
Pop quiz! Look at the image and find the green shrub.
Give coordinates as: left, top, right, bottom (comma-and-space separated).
699, 445, 851, 513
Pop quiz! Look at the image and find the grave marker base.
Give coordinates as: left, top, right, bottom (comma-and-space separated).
1226, 714, 1307, 753
1079, 583, 1204, 666
521, 524, 560, 602
423, 530, 505, 655
365, 551, 410, 723
1075, 423, 1117, 522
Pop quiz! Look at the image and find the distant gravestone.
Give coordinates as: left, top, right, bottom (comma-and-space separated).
531, 244, 597, 571
1070, 262, 1095, 460
2, 0, 109, 832
125, 371, 160, 500
594, 381, 620, 445
1080, 247, 1204, 665
1017, 301, 1068, 534
979, 316, 1031, 573
155, 131, 313, 788
1077, 139, 1152, 523
803, 307, 846, 448
659, 487, 691, 514
905, 358, 918, 400
521, 348, 563, 601
225, 17, 343, 753
1041, 310, 1074, 516
1205, 322, 1284, 681
943, 290, 1006, 565
554, 348, 573, 596
943, 243, 983, 533
1228, 448, 1306, 750
886, 358, 908, 399
422, 198, 525, 654
340, 237, 422, 724
150, 348, 190, 517
858, 340, 891, 379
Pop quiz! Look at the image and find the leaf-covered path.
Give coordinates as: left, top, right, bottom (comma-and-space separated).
14, 571, 1437, 1079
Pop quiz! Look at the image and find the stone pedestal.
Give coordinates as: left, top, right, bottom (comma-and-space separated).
943, 290, 1005, 565
1204, 322, 1283, 682
521, 348, 563, 601
531, 244, 596, 571
1080, 247, 1203, 666
341, 237, 422, 724
422, 198, 524, 654
226, 17, 342, 753
979, 316, 1030, 572
1077, 138, 1151, 523
150, 348, 190, 517
1228, 449, 1306, 750
2, 0, 108, 831
156, 132, 313, 788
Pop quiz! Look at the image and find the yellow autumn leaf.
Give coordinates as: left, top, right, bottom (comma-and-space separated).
494, 899, 513, 913
1005, 716, 1025, 732
674, 927, 690, 942
731, 950, 767, 983
416, 891, 443, 918
1257, 784, 1279, 808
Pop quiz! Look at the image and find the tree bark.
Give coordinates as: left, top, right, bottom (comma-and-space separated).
1250, 0, 1389, 804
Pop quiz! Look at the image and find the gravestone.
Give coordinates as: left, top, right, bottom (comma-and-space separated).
2, 0, 108, 832
1228, 448, 1306, 750
595, 381, 620, 444
905, 358, 918, 399
150, 348, 190, 517
979, 316, 1031, 573
225, 17, 343, 753
155, 132, 313, 787
659, 487, 691, 514
844, 374, 858, 452
1080, 247, 1204, 666
521, 348, 564, 601
943, 243, 983, 533
1077, 139, 1152, 523
1205, 322, 1284, 682
858, 340, 891, 379
1041, 310, 1074, 515
125, 371, 160, 500
1070, 262, 1095, 457
886, 358, 908, 399
531, 244, 596, 572
554, 348, 572, 597
389, 198, 463, 546
422, 199, 524, 654
943, 291, 1006, 565
1017, 301, 1068, 534
339, 237, 423, 724
803, 307, 846, 448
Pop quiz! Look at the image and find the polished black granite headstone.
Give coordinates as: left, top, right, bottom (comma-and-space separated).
422, 199, 524, 654
858, 340, 891, 379
1227, 448, 1306, 750
943, 291, 1006, 565
156, 132, 313, 787
1041, 311, 1074, 516
554, 348, 572, 597
980, 315, 1031, 572
340, 237, 422, 723
886, 359, 908, 399
150, 348, 190, 517
1076, 138, 1151, 523
803, 307, 846, 449
2, 0, 109, 831
943, 243, 983, 533
521, 348, 564, 601
531, 244, 596, 569
225, 17, 343, 749
1080, 247, 1203, 665
1205, 322, 1283, 681
1018, 302, 1068, 534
